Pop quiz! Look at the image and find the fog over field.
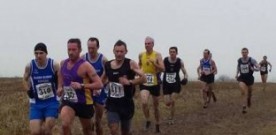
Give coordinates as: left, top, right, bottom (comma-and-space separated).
0, 0, 275, 82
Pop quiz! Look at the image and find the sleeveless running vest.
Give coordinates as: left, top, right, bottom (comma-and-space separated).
200, 58, 213, 75
61, 59, 93, 105
163, 57, 181, 85
260, 61, 268, 73
140, 51, 158, 86
84, 53, 104, 76
104, 58, 135, 110
30, 58, 58, 104
238, 57, 254, 76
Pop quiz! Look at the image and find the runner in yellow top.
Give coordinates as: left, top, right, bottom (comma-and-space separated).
139, 36, 164, 133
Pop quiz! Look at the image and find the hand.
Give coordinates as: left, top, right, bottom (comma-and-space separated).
70, 82, 82, 89
26, 90, 34, 98
119, 76, 131, 85
148, 58, 156, 64
57, 87, 63, 97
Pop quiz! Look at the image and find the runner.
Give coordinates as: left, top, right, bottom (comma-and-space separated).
58, 38, 103, 135
259, 55, 272, 91
162, 46, 188, 124
139, 36, 164, 133
236, 48, 259, 114
23, 43, 59, 135
82, 37, 108, 135
104, 40, 146, 135
197, 49, 217, 108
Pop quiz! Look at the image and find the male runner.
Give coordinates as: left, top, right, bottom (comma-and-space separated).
23, 43, 59, 135
259, 55, 272, 91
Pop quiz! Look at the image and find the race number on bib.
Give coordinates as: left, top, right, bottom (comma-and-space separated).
63, 86, 78, 102
261, 66, 266, 72
145, 73, 154, 85
240, 64, 250, 74
108, 82, 124, 98
203, 67, 211, 75
166, 73, 176, 83
35, 83, 54, 100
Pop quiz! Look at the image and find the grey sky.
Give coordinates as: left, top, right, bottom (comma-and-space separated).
0, 0, 275, 82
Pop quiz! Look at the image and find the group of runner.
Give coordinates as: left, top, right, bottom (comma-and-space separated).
23, 37, 272, 135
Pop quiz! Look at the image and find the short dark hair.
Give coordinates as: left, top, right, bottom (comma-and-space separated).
204, 49, 210, 54
114, 40, 127, 51
88, 37, 99, 48
242, 47, 248, 52
169, 46, 178, 53
67, 38, 81, 49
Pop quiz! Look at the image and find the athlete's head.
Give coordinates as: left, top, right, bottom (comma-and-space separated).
203, 49, 210, 59
67, 38, 82, 61
87, 37, 99, 56
263, 55, 267, 60
145, 36, 154, 52
169, 46, 178, 59
241, 48, 249, 58
34, 42, 48, 63
113, 40, 128, 61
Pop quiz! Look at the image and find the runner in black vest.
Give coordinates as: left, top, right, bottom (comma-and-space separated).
162, 46, 188, 124
104, 40, 146, 135
259, 56, 272, 91
235, 48, 259, 114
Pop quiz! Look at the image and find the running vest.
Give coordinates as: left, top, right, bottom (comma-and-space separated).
260, 61, 268, 73
30, 58, 58, 104
61, 59, 93, 105
238, 57, 254, 76
84, 53, 104, 76
105, 58, 135, 100
140, 51, 158, 86
163, 57, 181, 85
200, 58, 213, 75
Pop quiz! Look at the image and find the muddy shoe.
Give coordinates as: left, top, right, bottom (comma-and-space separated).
242, 106, 247, 114
144, 121, 151, 130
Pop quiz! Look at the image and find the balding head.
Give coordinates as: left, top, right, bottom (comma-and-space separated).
144, 36, 154, 52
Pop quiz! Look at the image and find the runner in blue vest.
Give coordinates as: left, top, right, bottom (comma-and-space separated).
236, 48, 259, 114
82, 37, 108, 135
197, 49, 217, 108
23, 43, 60, 135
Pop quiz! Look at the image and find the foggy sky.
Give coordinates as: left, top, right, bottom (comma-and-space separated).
0, 0, 275, 82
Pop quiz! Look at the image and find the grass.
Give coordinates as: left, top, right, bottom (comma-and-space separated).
1, 78, 276, 135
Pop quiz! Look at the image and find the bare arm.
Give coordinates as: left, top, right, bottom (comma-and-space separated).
211, 60, 217, 74
57, 60, 64, 96
268, 62, 272, 71
153, 52, 165, 72
236, 62, 240, 78
180, 60, 188, 79
83, 63, 103, 90
130, 60, 146, 85
138, 53, 142, 68
100, 56, 108, 83
22, 63, 31, 91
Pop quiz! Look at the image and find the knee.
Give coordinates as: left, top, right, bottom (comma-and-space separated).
82, 125, 93, 134
109, 124, 119, 135
30, 129, 41, 135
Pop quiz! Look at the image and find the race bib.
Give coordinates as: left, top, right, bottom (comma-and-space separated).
145, 73, 154, 85
203, 67, 211, 74
240, 64, 249, 74
35, 83, 54, 100
166, 73, 176, 83
108, 82, 124, 98
63, 86, 78, 102
261, 66, 266, 72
